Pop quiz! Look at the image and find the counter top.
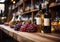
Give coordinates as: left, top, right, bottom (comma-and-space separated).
0, 25, 60, 42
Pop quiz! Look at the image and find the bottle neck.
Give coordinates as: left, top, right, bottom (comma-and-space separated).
45, 3, 49, 13
39, 3, 42, 12
39, 3, 41, 11
11, 13, 15, 21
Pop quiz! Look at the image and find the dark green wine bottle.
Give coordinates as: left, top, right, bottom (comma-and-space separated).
44, 2, 51, 33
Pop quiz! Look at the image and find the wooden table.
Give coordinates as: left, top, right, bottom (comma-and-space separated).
0, 25, 60, 42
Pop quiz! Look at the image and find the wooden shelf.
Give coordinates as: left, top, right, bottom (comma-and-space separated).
10, 0, 60, 15
9, 0, 60, 14
22, 3, 60, 15
9, 2, 60, 19
49, 3, 60, 8
7, 0, 60, 23
23, 9, 38, 14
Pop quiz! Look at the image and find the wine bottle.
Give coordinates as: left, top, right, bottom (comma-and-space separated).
9, 13, 16, 28
35, 3, 44, 32
44, 2, 51, 33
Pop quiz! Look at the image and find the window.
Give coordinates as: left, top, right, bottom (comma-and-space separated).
0, 0, 5, 2
0, 4, 5, 13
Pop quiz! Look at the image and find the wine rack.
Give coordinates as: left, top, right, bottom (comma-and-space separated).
7, 0, 60, 22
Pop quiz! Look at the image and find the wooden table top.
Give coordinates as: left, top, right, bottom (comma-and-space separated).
0, 25, 60, 42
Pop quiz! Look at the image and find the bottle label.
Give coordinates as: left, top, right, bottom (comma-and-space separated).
44, 18, 50, 26
35, 17, 42, 25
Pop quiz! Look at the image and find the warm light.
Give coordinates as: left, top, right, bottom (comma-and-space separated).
59, 22, 60, 24
51, 26, 55, 32
54, 22, 58, 25
11, 0, 15, 4
13, 1, 15, 4
1, 17, 6, 19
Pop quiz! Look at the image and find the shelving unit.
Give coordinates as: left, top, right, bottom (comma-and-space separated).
7, 0, 60, 23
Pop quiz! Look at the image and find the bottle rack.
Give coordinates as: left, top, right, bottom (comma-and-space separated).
7, 0, 60, 23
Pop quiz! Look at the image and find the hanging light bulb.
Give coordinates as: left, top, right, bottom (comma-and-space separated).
11, 0, 16, 4
13, 1, 15, 4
